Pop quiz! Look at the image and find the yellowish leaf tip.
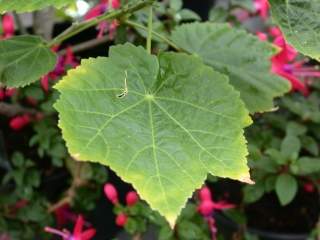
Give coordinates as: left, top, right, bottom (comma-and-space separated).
239, 174, 255, 185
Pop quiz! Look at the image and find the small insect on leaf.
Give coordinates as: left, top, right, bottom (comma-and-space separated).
117, 70, 128, 98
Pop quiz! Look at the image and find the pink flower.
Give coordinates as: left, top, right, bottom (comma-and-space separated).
84, 0, 120, 39
198, 186, 212, 202
269, 26, 282, 38
197, 186, 235, 217
40, 47, 78, 92
54, 204, 79, 228
256, 31, 268, 41
9, 114, 31, 131
64, 47, 79, 68
84, 3, 107, 20
126, 191, 139, 206
44, 215, 96, 240
254, 0, 270, 20
104, 183, 119, 204
2, 14, 15, 38
41, 75, 50, 92
197, 186, 235, 240
270, 33, 320, 96
231, 8, 250, 23
115, 213, 128, 227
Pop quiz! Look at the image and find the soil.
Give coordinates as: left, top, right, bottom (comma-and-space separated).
245, 190, 320, 234
208, 179, 320, 234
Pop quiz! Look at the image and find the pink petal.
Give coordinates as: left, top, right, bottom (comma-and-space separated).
73, 215, 84, 237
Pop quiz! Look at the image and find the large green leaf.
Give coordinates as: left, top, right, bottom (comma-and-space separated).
54, 43, 252, 226
0, 0, 74, 13
269, 0, 320, 61
171, 22, 290, 113
0, 35, 56, 88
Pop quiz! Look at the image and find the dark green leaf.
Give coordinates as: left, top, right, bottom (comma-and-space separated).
54, 43, 251, 225
275, 173, 298, 205
269, 0, 320, 60
171, 23, 290, 113
0, 36, 56, 87
0, 0, 74, 13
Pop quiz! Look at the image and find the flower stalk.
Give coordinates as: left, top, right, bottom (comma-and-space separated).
47, 0, 154, 47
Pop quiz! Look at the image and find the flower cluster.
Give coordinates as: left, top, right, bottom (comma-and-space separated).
104, 183, 139, 227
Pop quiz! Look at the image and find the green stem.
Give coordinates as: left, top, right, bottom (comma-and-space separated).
47, 0, 154, 47
125, 20, 181, 52
146, 6, 153, 54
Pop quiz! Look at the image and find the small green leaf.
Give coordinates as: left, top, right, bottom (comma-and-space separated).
269, 0, 320, 61
171, 23, 290, 113
275, 173, 298, 205
281, 135, 301, 160
301, 136, 319, 156
296, 157, 320, 175
54, 43, 251, 226
0, 0, 74, 13
178, 9, 201, 21
12, 152, 24, 167
286, 122, 307, 136
169, 0, 182, 11
265, 148, 287, 165
0, 35, 56, 87
243, 183, 265, 203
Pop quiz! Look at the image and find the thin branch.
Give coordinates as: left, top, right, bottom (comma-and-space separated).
0, 102, 37, 117
58, 35, 110, 55
124, 20, 182, 52
48, 161, 87, 213
48, 0, 155, 47
146, 6, 153, 53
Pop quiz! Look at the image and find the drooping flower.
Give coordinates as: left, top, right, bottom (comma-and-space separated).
54, 204, 79, 228
115, 213, 128, 227
270, 31, 320, 96
40, 47, 78, 92
197, 186, 235, 217
254, 0, 270, 20
126, 191, 139, 206
104, 183, 119, 204
44, 215, 96, 240
84, 0, 120, 39
1, 14, 15, 38
197, 186, 235, 240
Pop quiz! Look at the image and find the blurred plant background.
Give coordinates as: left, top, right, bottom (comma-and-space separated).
0, 0, 320, 239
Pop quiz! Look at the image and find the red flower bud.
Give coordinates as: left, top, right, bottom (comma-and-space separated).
199, 186, 212, 202
9, 114, 31, 131
41, 75, 50, 92
115, 213, 128, 227
104, 183, 118, 204
126, 191, 139, 206
303, 183, 315, 193
2, 14, 15, 38
198, 200, 214, 216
